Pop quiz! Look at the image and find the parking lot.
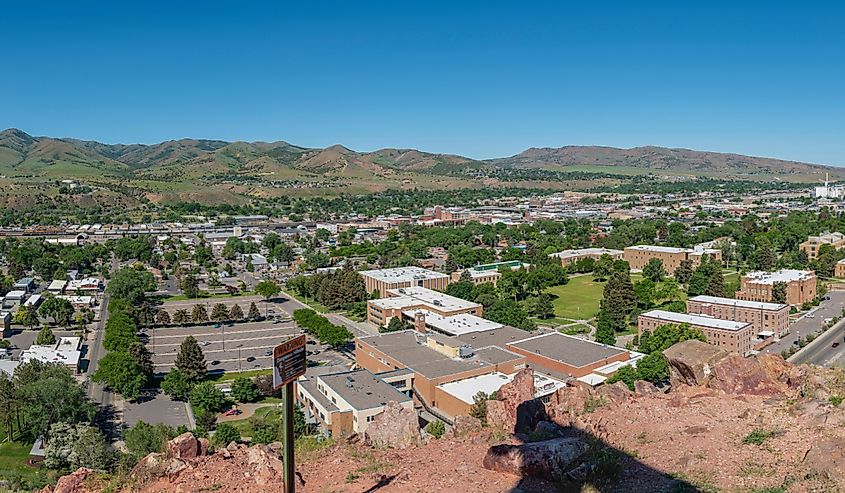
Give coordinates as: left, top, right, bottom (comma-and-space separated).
123, 389, 192, 428
144, 320, 303, 373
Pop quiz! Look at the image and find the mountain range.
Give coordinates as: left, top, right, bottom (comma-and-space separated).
0, 128, 840, 184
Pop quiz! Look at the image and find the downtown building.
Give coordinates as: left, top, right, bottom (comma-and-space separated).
686, 295, 790, 338
638, 309, 754, 355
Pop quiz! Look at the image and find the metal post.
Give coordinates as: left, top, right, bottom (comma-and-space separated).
222, 323, 226, 351
282, 382, 295, 493
238, 345, 242, 372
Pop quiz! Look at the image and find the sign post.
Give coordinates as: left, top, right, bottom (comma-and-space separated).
273, 335, 307, 493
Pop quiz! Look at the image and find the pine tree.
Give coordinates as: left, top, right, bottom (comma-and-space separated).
229, 304, 244, 320
175, 336, 207, 383
155, 310, 171, 325
191, 305, 209, 323
36, 326, 56, 346
172, 309, 189, 324
211, 303, 229, 322
248, 302, 261, 320
128, 342, 154, 376
771, 281, 787, 304
674, 259, 694, 285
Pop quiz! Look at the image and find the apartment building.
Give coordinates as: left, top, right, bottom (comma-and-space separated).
687, 295, 790, 337
359, 267, 450, 297
366, 286, 482, 327
548, 248, 623, 267
296, 368, 414, 438
799, 232, 845, 261
836, 259, 845, 278
638, 310, 754, 355
450, 260, 528, 286
735, 270, 817, 306
623, 245, 722, 274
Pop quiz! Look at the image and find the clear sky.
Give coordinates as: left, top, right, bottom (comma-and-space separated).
2, 1, 844, 164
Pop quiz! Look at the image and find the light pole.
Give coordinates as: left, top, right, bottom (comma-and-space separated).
237, 344, 243, 372
222, 323, 226, 351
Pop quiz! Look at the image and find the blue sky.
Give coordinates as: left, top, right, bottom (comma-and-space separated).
2, 1, 844, 164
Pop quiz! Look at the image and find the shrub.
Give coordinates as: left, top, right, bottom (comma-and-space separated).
425, 420, 445, 439
742, 429, 774, 446
190, 382, 228, 413
212, 423, 240, 447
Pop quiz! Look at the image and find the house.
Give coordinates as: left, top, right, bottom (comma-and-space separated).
14, 278, 36, 293
47, 280, 68, 294
67, 277, 103, 293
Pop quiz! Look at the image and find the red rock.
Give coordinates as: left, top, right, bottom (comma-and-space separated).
709, 353, 790, 397
596, 381, 631, 404
664, 340, 729, 387
364, 401, 421, 449
167, 432, 200, 460
39, 467, 94, 493
634, 380, 661, 395
482, 437, 587, 479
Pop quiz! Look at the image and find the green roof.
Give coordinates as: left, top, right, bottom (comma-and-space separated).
472, 260, 522, 272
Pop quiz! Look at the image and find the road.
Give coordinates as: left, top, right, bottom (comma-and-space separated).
763, 290, 845, 356
794, 319, 845, 367
277, 290, 377, 338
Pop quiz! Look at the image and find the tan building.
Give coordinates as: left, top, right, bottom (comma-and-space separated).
367, 286, 482, 327
450, 260, 528, 286
836, 259, 845, 278
638, 310, 754, 355
623, 245, 722, 274
686, 295, 790, 337
799, 232, 845, 261
359, 267, 450, 298
735, 270, 817, 306
548, 248, 623, 267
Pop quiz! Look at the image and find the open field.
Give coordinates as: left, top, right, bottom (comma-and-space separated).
545, 275, 606, 320
0, 441, 53, 490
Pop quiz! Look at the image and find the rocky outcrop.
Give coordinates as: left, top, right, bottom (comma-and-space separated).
546, 385, 593, 425
487, 368, 548, 434
39, 468, 94, 493
803, 437, 845, 481
482, 437, 588, 479
445, 414, 483, 438
595, 381, 631, 405
364, 401, 421, 449
166, 432, 204, 460
709, 353, 792, 397
634, 380, 661, 395
664, 340, 728, 387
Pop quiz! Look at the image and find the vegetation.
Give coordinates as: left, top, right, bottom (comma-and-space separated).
292, 309, 352, 347
425, 420, 445, 439
175, 336, 207, 383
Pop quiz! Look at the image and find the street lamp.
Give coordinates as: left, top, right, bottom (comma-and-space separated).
222, 323, 226, 351
237, 344, 243, 373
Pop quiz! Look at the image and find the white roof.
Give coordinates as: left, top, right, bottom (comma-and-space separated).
360, 266, 448, 284
0, 360, 20, 378
626, 245, 689, 254
57, 295, 94, 305
48, 280, 68, 291
437, 371, 567, 405
640, 310, 750, 331
577, 373, 607, 386
23, 295, 42, 307
20, 338, 81, 367
385, 286, 480, 312
743, 269, 815, 285
549, 248, 623, 259
68, 278, 101, 289
401, 309, 501, 336
688, 295, 787, 311
5, 290, 26, 299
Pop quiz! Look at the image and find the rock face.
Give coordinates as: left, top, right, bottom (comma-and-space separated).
596, 381, 631, 405
39, 468, 94, 493
487, 368, 548, 434
709, 353, 791, 397
482, 437, 588, 479
546, 385, 593, 425
364, 401, 421, 449
445, 414, 483, 438
634, 380, 661, 395
803, 437, 845, 480
167, 432, 203, 460
664, 340, 728, 387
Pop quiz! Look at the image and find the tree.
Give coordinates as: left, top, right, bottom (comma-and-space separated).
468, 391, 494, 425
425, 419, 445, 439
212, 423, 241, 446
39, 297, 74, 327
16, 362, 96, 440
643, 258, 666, 283
103, 311, 139, 352
255, 280, 281, 300
129, 341, 154, 376
229, 304, 244, 320
190, 382, 227, 413
211, 303, 230, 322
606, 365, 637, 391
172, 309, 190, 324
383, 316, 411, 333
175, 336, 207, 383
180, 273, 200, 299
771, 281, 787, 304
14, 305, 39, 329
92, 351, 146, 400
593, 254, 615, 281
43, 422, 111, 471
754, 241, 777, 271
594, 308, 617, 345
445, 280, 474, 301
151, 309, 170, 326
161, 368, 192, 401
533, 294, 555, 319
674, 260, 694, 285
36, 326, 56, 346
108, 267, 155, 305
123, 421, 175, 461
192, 304, 209, 323
248, 302, 261, 320
231, 377, 260, 403
485, 299, 536, 331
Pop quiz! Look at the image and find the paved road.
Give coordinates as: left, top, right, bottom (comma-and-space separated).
763, 290, 845, 355
86, 292, 111, 403
123, 390, 192, 428
277, 291, 377, 338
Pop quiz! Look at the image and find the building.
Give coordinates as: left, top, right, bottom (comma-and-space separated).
548, 248, 624, 267
799, 232, 845, 261
360, 267, 450, 297
836, 259, 845, 278
623, 245, 722, 274
735, 270, 817, 306
687, 295, 790, 337
638, 310, 754, 355
367, 287, 482, 327
14, 278, 35, 293
67, 277, 103, 293
450, 260, 528, 286
47, 280, 68, 294
296, 368, 414, 438
20, 337, 82, 373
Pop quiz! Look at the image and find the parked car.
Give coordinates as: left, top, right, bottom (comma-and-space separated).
306, 340, 317, 345
200, 341, 211, 347
246, 356, 256, 362
213, 323, 222, 328
211, 360, 221, 365
223, 408, 242, 416
834, 343, 840, 348
264, 350, 272, 356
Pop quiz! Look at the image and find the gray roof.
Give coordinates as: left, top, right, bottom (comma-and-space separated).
320, 369, 411, 411
456, 325, 538, 348
509, 333, 627, 368
298, 378, 338, 413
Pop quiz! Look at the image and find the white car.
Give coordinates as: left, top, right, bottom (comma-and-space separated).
200, 341, 211, 346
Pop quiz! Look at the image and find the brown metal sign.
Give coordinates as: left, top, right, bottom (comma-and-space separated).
273, 335, 307, 389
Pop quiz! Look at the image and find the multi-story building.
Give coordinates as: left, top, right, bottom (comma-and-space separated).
450, 260, 528, 286
296, 368, 414, 438
548, 248, 623, 267
799, 232, 845, 261
623, 245, 722, 274
836, 259, 845, 278
638, 310, 754, 355
735, 270, 817, 306
686, 295, 790, 337
366, 287, 483, 327
359, 267, 450, 297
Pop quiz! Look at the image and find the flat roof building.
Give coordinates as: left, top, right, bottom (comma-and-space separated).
638, 309, 754, 355
735, 269, 817, 307
687, 295, 790, 337
549, 248, 624, 267
360, 266, 450, 297
800, 232, 845, 261
623, 245, 722, 274
20, 337, 82, 373
367, 286, 482, 327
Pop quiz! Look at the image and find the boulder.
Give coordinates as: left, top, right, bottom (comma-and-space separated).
486, 368, 548, 434
364, 401, 421, 449
532, 420, 564, 439
664, 340, 729, 387
482, 437, 588, 479
709, 353, 791, 397
39, 467, 94, 493
445, 415, 483, 438
245, 445, 285, 485
634, 380, 661, 395
546, 385, 593, 425
198, 437, 210, 457
803, 437, 845, 480
131, 452, 188, 482
595, 381, 631, 405
167, 432, 201, 460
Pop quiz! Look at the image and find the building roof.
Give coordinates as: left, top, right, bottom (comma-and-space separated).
48, 280, 68, 291
742, 269, 815, 285
625, 245, 689, 254
385, 287, 479, 312
455, 326, 538, 348
437, 370, 567, 405
359, 266, 449, 284
640, 310, 750, 331
402, 309, 501, 336
688, 295, 787, 311
297, 378, 339, 413
319, 369, 411, 411
548, 248, 623, 260
806, 232, 845, 243
0, 360, 20, 378
5, 290, 26, 299
508, 332, 629, 368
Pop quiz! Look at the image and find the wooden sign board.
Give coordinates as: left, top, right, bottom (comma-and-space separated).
273, 335, 307, 389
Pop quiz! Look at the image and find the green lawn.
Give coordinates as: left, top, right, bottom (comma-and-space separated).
283, 290, 329, 313
159, 291, 256, 302
227, 406, 279, 437
0, 441, 53, 490
545, 275, 606, 320
205, 368, 272, 383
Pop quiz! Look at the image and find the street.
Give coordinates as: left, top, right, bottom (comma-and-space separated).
763, 289, 845, 356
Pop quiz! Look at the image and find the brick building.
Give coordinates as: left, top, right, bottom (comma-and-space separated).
799, 232, 845, 261
638, 309, 754, 355
548, 248, 624, 267
359, 267, 450, 297
366, 287, 483, 327
623, 245, 722, 274
686, 295, 789, 337
735, 270, 817, 306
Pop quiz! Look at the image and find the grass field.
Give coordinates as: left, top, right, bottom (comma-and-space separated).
0, 441, 53, 490
545, 275, 606, 320
227, 406, 278, 437
283, 290, 329, 313
205, 368, 272, 383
